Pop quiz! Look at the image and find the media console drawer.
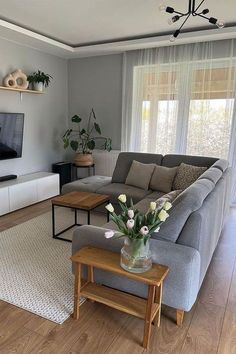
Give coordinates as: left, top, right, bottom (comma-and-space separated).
9, 180, 38, 211
0, 187, 10, 215
0, 172, 59, 216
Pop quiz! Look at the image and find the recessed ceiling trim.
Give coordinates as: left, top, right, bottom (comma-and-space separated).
0, 19, 73, 51
0, 18, 235, 59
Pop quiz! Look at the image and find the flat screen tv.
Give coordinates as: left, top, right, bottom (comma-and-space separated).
0, 113, 24, 160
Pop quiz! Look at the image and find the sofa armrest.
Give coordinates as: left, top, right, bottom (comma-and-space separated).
72, 225, 200, 311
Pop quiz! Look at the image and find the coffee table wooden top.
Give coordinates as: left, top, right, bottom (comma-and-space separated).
51, 191, 110, 211
71, 246, 169, 286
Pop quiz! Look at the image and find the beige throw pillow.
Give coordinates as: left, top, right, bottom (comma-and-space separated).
173, 163, 207, 190
150, 165, 177, 193
125, 160, 155, 190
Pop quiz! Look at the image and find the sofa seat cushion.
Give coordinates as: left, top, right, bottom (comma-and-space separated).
150, 165, 177, 193
97, 183, 152, 204
145, 191, 165, 200
62, 176, 112, 194
173, 163, 207, 190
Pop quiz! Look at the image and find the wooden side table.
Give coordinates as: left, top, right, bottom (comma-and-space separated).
71, 246, 169, 348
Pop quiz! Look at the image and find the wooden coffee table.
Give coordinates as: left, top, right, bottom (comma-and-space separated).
51, 191, 110, 242
71, 246, 169, 348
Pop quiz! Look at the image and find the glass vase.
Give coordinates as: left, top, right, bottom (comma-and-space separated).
120, 238, 152, 273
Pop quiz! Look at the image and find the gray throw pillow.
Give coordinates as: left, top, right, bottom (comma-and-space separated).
173, 163, 207, 190
125, 160, 155, 190
150, 165, 177, 193
155, 190, 182, 209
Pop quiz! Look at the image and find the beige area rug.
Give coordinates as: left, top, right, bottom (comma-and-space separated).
0, 207, 106, 324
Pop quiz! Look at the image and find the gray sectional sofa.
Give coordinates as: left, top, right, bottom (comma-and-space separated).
62, 152, 231, 324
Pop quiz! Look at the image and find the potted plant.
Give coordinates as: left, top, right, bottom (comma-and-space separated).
105, 194, 172, 273
62, 108, 112, 166
27, 70, 53, 91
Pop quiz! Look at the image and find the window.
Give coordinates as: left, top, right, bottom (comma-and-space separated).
131, 61, 236, 160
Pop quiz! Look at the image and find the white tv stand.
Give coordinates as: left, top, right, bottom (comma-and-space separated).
0, 172, 59, 216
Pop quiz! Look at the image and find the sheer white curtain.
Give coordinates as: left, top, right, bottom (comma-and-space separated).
122, 40, 236, 204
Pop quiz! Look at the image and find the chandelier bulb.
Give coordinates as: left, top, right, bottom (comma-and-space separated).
216, 19, 225, 28
159, 4, 167, 12
168, 15, 180, 24
170, 35, 176, 42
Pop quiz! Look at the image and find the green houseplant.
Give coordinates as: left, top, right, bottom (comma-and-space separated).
63, 109, 112, 166
27, 70, 53, 92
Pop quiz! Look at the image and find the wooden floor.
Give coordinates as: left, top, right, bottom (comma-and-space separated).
0, 201, 235, 354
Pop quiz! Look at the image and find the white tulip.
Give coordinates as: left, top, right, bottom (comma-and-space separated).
126, 219, 135, 229
128, 209, 134, 218
150, 202, 157, 211
164, 201, 172, 211
105, 203, 114, 213
140, 226, 149, 235
158, 209, 169, 222
118, 194, 127, 203
104, 230, 115, 239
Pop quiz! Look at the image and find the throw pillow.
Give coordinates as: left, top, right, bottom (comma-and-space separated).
150, 165, 177, 193
125, 160, 155, 190
155, 190, 182, 209
173, 163, 207, 190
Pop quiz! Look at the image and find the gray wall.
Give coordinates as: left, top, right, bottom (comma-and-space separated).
68, 54, 123, 150
0, 38, 68, 176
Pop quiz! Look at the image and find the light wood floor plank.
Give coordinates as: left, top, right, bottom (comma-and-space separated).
217, 258, 236, 354
180, 302, 225, 354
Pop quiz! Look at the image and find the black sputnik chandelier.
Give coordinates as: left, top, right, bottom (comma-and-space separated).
159, 0, 225, 42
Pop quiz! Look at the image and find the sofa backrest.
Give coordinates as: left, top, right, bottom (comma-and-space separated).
153, 178, 215, 243
161, 154, 218, 168
112, 152, 219, 184
112, 152, 163, 183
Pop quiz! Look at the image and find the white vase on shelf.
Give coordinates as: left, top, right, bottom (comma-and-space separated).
33, 82, 44, 92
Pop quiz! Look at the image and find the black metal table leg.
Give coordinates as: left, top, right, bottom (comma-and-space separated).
52, 204, 56, 238
75, 208, 77, 225
87, 210, 91, 225
107, 200, 110, 222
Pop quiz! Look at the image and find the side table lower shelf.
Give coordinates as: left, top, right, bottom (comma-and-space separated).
80, 282, 160, 322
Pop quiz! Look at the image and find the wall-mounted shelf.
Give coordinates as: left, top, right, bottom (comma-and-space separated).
0, 85, 44, 94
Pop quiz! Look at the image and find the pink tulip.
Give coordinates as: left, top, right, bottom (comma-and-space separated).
128, 209, 134, 219
104, 230, 115, 239
126, 219, 135, 229
140, 226, 149, 235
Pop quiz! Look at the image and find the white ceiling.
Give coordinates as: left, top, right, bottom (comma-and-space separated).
0, 0, 235, 57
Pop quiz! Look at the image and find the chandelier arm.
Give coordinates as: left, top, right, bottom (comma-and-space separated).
188, 0, 192, 13
196, 13, 210, 21
194, 0, 206, 13
192, 0, 195, 13
172, 9, 189, 16
178, 14, 191, 31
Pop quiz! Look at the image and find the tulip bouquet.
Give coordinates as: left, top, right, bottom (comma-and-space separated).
104, 194, 172, 273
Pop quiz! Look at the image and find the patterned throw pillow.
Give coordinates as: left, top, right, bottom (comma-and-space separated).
173, 163, 207, 190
